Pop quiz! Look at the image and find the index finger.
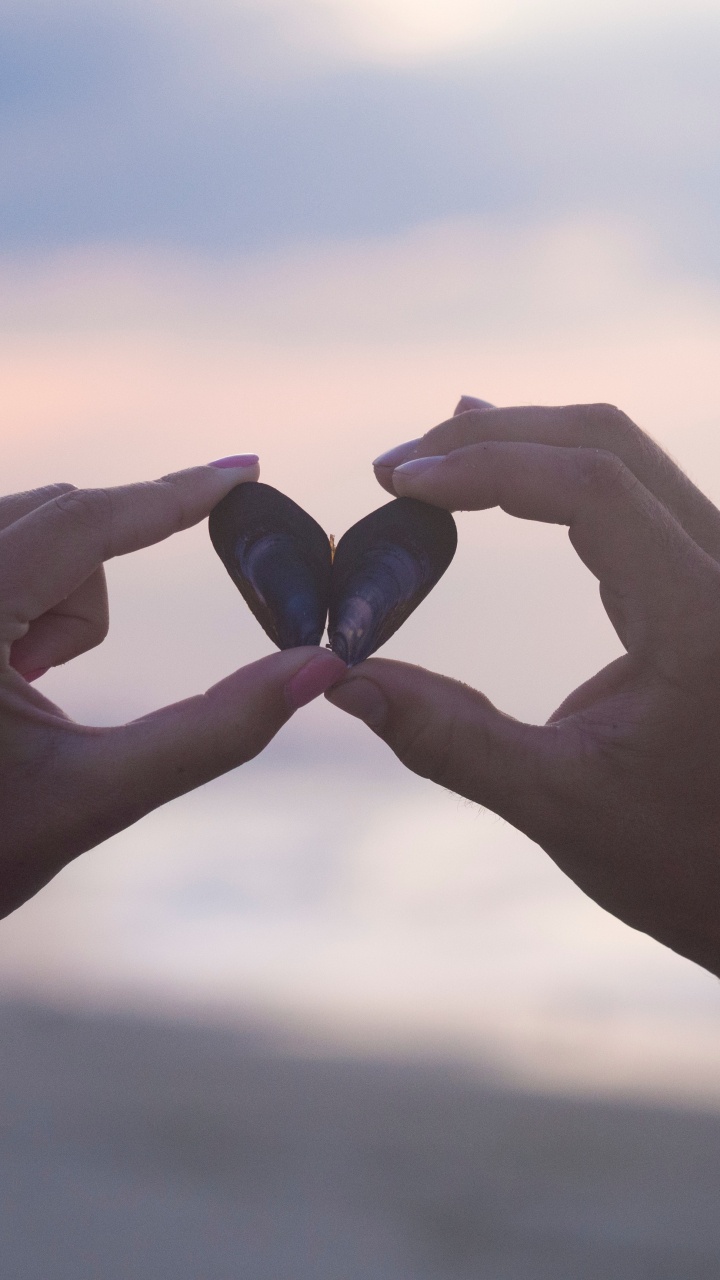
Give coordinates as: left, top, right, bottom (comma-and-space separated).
379, 404, 720, 558
392, 441, 720, 657
0, 459, 259, 630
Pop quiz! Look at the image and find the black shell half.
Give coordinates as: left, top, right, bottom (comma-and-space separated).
209, 482, 332, 648
328, 498, 457, 666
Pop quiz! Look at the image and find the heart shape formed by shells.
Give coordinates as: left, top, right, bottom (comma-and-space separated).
209, 482, 457, 666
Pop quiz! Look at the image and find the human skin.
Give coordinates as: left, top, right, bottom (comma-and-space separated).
0, 461, 344, 918
326, 398, 720, 978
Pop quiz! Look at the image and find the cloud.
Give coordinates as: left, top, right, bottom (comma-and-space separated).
3, 215, 718, 343
0, 3, 719, 281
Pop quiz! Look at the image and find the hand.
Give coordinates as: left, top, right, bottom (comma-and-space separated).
327, 398, 720, 976
0, 463, 344, 917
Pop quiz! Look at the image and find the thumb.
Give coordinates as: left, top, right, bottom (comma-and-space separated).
83, 648, 346, 823
325, 658, 552, 831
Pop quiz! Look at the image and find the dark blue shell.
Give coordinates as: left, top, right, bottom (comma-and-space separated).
209, 483, 331, 648
210, 484, 457, 663
328, 498, 457, 666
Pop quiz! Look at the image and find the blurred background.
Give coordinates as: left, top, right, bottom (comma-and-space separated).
2, 0, 720, 1274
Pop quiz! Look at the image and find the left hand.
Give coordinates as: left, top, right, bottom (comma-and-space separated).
0, 466, 343, 917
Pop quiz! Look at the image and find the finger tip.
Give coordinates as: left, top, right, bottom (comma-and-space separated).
324, 672, 388, 729
390, 456, 446, 497
207, 454, 259, 471
17, 666, 50, 684
285, 649, 347, 711
372, 466, 399, 495
455, 395, 494, 414
205, 457, 261, 490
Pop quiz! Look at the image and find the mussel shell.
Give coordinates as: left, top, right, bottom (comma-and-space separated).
328, 497, 457, 666
209, 482, 332, 649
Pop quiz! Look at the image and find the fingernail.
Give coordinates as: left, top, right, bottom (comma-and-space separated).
373, 439, 421, 469
455, 395, 493, 413
285, 654, 346, 711
24, 667, 49, 683
208, 454, 259, 469
325, 676, 388, 729
393, 455, 446, 478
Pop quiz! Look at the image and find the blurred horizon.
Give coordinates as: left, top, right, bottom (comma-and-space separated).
2, 0, 720, 1108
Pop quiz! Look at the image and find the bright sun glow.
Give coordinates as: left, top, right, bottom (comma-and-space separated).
291, 0, 720, 61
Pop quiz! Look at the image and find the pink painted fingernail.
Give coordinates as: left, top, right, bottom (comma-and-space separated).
373, 439, 421, 468
24, 667, 49, 683
208, 454, 259, 469
393, 455, 446, 477
285, 654, 346, 711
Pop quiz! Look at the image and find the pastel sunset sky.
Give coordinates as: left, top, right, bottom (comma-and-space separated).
2, 0, 720, 1101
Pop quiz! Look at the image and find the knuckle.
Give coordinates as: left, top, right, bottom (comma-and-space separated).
80, 623, 109, 657
22, 482, 78, 507
88, 609, 110, 647
570, 402, 638, 450
54, 486, 114, 531
576, 447, 628, 496
0, 482, 77, 526
42, 482, 77, 499
59, 609, 111, 661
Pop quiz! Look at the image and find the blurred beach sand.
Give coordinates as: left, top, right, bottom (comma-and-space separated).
1, 1001, 719, 1280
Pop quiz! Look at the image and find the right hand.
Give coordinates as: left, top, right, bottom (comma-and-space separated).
327, 398, 720, 977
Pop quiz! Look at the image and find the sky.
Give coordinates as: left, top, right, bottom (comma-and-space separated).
2, 0, 720, 1102
1, 0, 720, 266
